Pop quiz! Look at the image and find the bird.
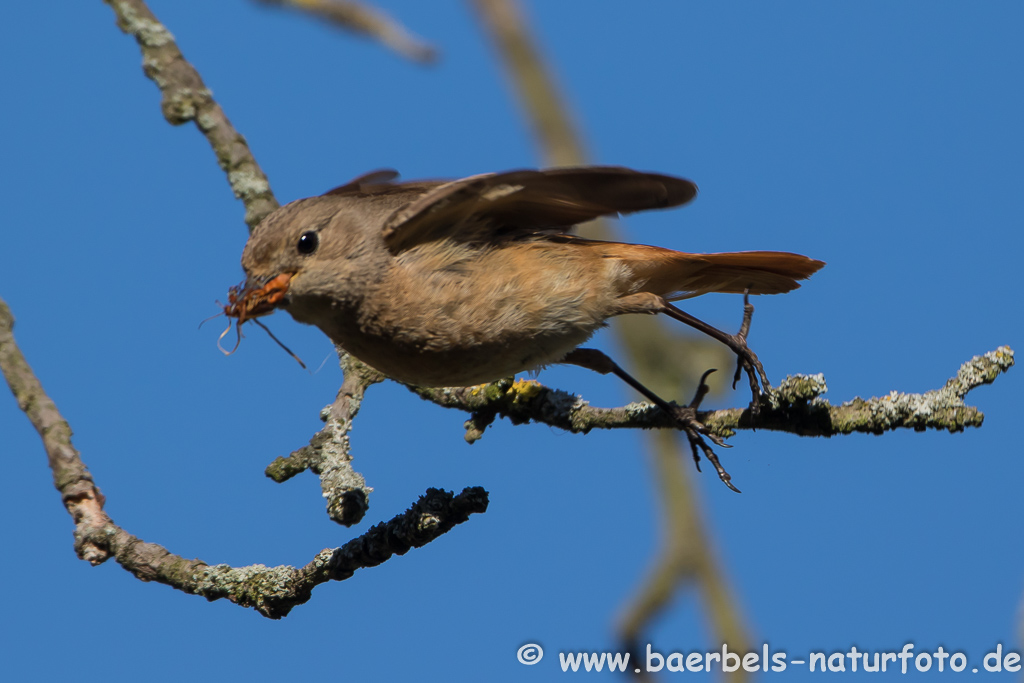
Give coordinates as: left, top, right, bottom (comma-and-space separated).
225, 166, 824, 489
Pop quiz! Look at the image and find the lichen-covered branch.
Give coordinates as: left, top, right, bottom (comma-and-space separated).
103, 0, 279, 229
253, 0, 438, 64
410, 346, 1014, 443
80, 484, 486, 620
0, 296, 487, 619
265, 350, 384, 526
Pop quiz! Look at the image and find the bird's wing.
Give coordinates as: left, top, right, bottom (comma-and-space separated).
379, 166, 698, 254
321, 169, 402, 196
321, 170, 463, 200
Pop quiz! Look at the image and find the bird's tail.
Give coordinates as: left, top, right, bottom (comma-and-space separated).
607, 243, 825, 300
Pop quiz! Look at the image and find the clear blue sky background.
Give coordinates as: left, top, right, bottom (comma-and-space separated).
1, 2, 1021, 681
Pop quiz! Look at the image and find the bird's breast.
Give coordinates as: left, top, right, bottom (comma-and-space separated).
289, 242, 624, 386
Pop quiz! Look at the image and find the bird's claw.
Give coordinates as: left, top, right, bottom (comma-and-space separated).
673, 368, 740, 493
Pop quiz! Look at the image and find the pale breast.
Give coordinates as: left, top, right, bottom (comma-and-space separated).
319, 238, 628, 386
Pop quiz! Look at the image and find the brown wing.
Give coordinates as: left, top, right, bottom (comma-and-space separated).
381, 166, 698, 253
321, 169, 402, 196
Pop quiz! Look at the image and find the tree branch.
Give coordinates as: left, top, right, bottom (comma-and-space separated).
0, 300, 109, 563
252, 0, 438, 64
0, 296, 487, 618
103, 0, 279, 230
80, 484, 487, 620
265, 351, 384, 526
408, 347, 1014, 442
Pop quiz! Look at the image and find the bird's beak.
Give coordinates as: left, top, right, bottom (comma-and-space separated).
223, 272, 293, 324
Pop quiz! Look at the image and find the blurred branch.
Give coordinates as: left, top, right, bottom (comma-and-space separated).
467, 0, 751, 673
103, 0, 279, 230
618, 431, 747, 675
467, 0, 578, 166
253, 0, 438, 64
0, 296, 487, 618
410, 348, 1014, 441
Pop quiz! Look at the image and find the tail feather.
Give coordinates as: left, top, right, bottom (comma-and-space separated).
611, 244, 824, 299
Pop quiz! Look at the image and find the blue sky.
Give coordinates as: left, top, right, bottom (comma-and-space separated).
1, 2, 1020, 681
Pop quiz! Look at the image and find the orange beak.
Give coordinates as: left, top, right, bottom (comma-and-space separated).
223, 272, 293, 325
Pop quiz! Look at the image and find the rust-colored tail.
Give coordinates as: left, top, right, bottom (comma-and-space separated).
608, 243, 824, 300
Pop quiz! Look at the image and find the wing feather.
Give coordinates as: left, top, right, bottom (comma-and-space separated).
381, 166, 698, 253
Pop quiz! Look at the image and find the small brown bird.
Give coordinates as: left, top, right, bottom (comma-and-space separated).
227, 166, 823, 490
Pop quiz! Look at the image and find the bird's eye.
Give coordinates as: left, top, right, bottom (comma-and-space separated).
297, 231, 319, 255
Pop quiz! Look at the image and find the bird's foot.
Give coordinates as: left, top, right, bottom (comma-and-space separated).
726, 290, 772, 417
674, 369, 739, 492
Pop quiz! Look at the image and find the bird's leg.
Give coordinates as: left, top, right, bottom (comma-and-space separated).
657, 291, 770, 415
561, 348, 739, 492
